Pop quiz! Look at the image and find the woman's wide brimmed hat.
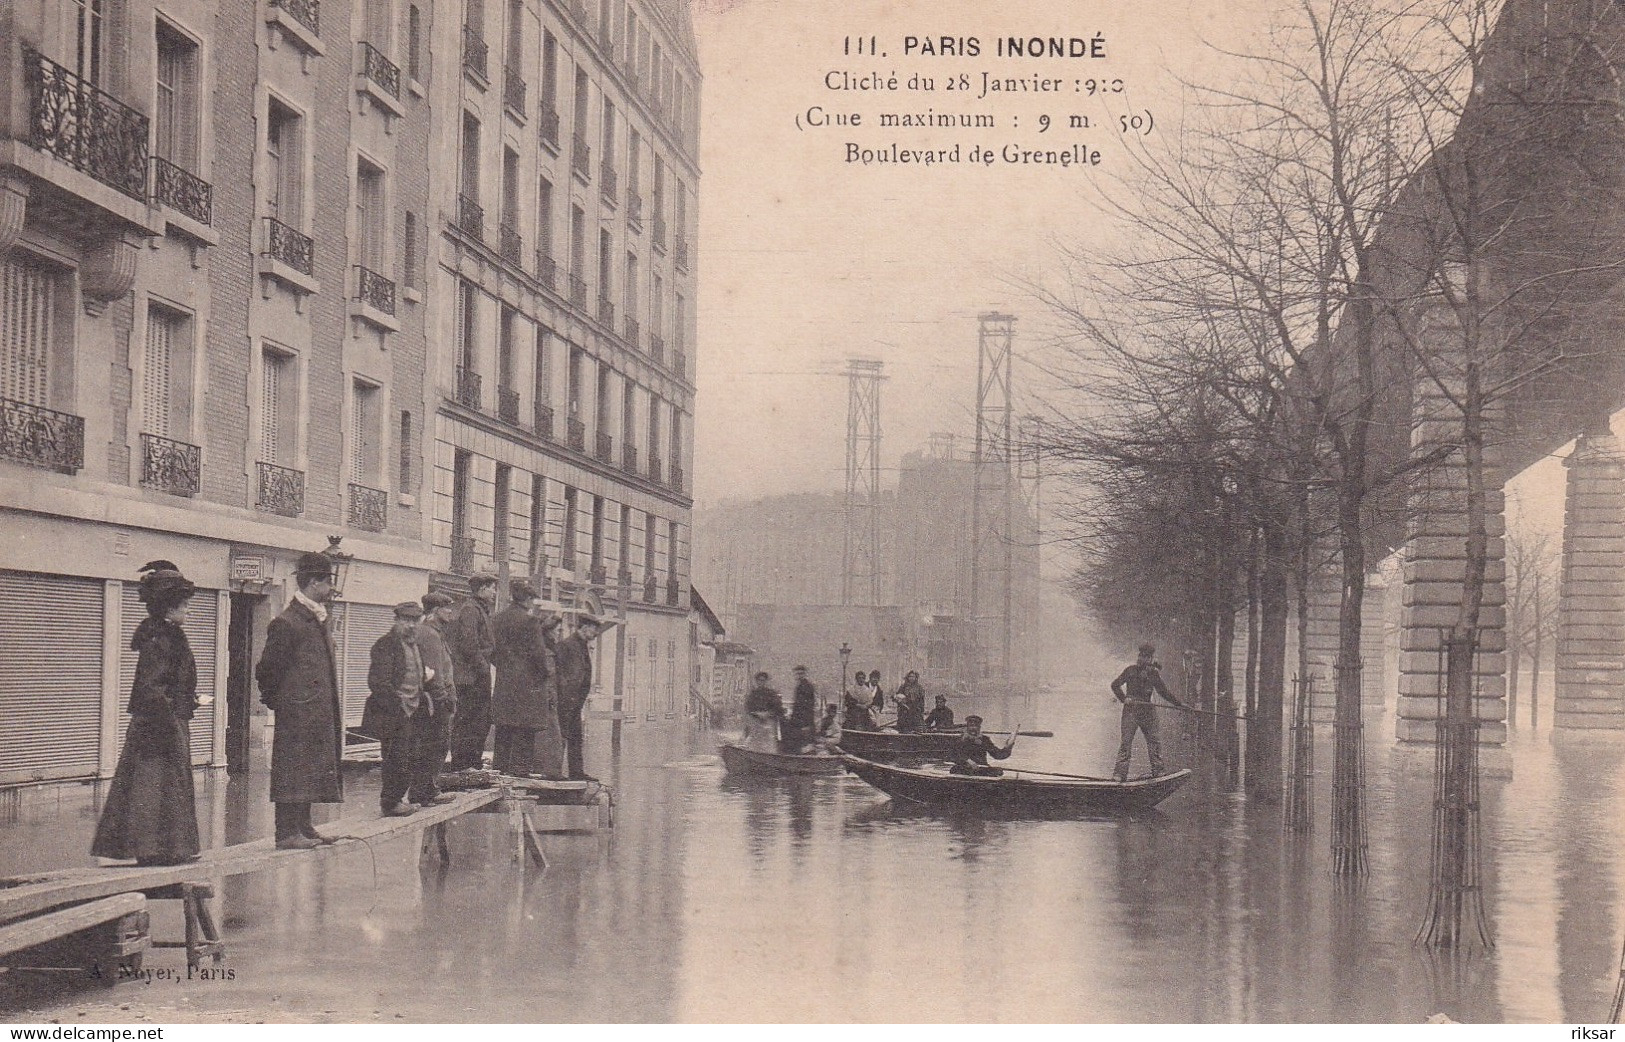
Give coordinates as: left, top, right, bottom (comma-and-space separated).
137, 560, 196, 602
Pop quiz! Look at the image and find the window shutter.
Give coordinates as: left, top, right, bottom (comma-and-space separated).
143, 309, 174, 437
1, 257, 54, 407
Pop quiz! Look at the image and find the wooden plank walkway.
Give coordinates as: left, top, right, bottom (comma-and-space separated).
0, 893, 147, 958
0, 788, 504, 924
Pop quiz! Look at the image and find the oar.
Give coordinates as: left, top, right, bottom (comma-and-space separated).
984, 729, 1054, 738
1160, 702, 1250, 723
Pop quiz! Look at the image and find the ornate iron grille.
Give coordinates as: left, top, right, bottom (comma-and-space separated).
265, 217, 314, 275
450, 535, 476, 576
649, 335, 665, 365
669, 463, 685, 493
539, 109, 560, 150
675, 236, 689, 272
355, 266, 396, 315
566, 415, 586, 452
652, 214, 668, 249
626, 191, 643, 226
462, 25, 489, 80
150, 156, 211, 225
360, 42, 401, 99
673, 349, 688, 379
348, 482, 387, 531
643, 574, 658, 603
571, 134, 591, 180
271, 0, 320, 36
597, 296, 614, 327
503, 66, 526, 114
648, 453, 663, 484
568, 272, 587, 308
256, 461, 305, 516
599, 162, 617, 202
666, 576, 680, 607
456, 366, 483, 410
533, 402, 554, 440
622, 443, 638, 473
537, 253, 557, 291
140, 433, 200, 495
23, 47, 149, 201
498, 386, 520, 424
499, 223, 522, 264
595, 431, 613, 462
455, 194, 484, 240
1, 398, 84, 474
589, 563, 607, 586
623, 316, 640, 348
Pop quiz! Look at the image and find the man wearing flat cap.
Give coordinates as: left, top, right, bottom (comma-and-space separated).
489, 580, 559, 776
410, 591, 458, 806
364, 602, 431, 816
256, 550, 344, 848
555, 615, 608, 781
447, 570, 498, 770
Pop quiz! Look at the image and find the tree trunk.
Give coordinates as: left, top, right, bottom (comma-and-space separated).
1250, 516, 1289, 804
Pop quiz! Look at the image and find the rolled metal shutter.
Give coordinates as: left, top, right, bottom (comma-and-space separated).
0, 571, 104, 784
333, 602, 395, 727
116, 585, 219, 766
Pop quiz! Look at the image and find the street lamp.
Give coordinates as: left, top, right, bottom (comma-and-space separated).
322, 535, 355, 599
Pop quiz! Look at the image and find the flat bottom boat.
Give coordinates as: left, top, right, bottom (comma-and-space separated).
719, 743, 847, 777
842, 755, 1191, 815
836, 728, 967, 762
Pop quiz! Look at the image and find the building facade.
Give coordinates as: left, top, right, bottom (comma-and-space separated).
0, 0, 699, 788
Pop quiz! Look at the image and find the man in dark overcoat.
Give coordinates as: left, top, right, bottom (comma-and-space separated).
489, 580, 557, 777
256, 551, 344, 849
410, 591, 458, 805
447, 570, 497, 770
555, 615, 607, 781
363, 602, 430, 817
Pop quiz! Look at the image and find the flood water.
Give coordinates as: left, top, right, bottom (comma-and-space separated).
3, 680, 1625, 1023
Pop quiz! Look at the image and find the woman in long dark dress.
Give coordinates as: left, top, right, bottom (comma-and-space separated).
91, 561, 202, 865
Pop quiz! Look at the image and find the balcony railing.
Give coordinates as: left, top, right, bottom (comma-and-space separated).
455, 194, 484, 240
264, 217, 314, 275
642, 574, 658, 604
528, 543, 548, 580
498, 385, 520, 424
597, 296, 614, 326
456, 366, 482, 410
503, 66, 526, 114
348, 482, 387, 532
568, 271, 587, 307
589, 563, 608, 586
271, 0, 320, 36
599, 162, 617, 202
462, 25, 489, 80
626, 190, 643, 227
649, 335, 665, 365
571, 134, 591, 180
499, 222, 522, 264
566, 415, 586, 452
622, 443, 638, 473
140, 433, 200, 496
623, 315, 640, 347
652, 214, 668, 250
669, 463, 685, 493
354, 265, 396, 315
0, 398, 84, 474
673, 349, 688, 379
537, 253, 557, 291
595, 431, 613, 462
360, 41, 401, 99
666, 576, 681, 607
256, 461, 305, 517
533, 402, 554, 440
22, 47, 149, 202
648, 454, 663, 485
450, 535, 477, 576
539, 108, 560, 150
150, 156, 211, 225
560, 544, 577, 573
675, 236, 689, 272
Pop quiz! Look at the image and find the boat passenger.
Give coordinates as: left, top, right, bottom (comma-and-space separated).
743, 672, 786, 753
948, 715, 1013, 776
814, 702, 843, 753
867, 670, 886, 716
924, 694, 955, 731
783, 665, 818, 753
893, 671, 926, 733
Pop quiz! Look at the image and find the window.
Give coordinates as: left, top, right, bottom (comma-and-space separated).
408, 5, 423, 81
675, 292, 686, 351
643, 512, 657, 577
676, 179, 687, 240
621, 379, 636, 450
528, 473, 547, 572
260, 347, 294, 464
561, 483, 579, 569
533, 325, 551, 412
365, 0, 393, 52
628, 130, 641, 195
498, 305, 517, 395
598, 0, 612, 41
569, 204, 585, 277
501, 147, 519, 230
351, 379, 381, 483
460, 112, 481, 205
540, 31, 557, 111
598, 229, 612, 300
403, 211, 419, 288
590, 494, 604, 574
647, 395, 661, 460
154, 21, 199, 173
537, 178, 554, 261
602, 100, 616, 169
652, 273, 663, 334
595, 362, 612, 440
398, 410, 413, 490
653, 43, 664, 106
625, 251, 638, 322
493, 463, 512, 566
668, 520, 680, 582
355, 159, 386, 273
142, 305, 191, 438
266, 100, 304, 224
623, 9, 636, 68
1, 256, 57, 408
70, 0, 107, 86
456, 279, 478, 371
573, 67, 589, 137
504, 0, 522, 71
670, 408, 682, 472
618, 503, 632, 575
465, 0, 485, 37
451, 448, 472, 541
567, 345, 583, 418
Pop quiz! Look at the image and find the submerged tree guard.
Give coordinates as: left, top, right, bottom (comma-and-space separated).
1286, 674, 1316, 833
1417, 633, 1493, 949
1330, 661, 1368, 875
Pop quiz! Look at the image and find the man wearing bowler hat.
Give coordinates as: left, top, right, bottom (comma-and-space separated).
256, 550, 345, 848
555, 614, 609, 781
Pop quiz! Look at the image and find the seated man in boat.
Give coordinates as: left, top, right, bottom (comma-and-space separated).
948, 715, 1014, 776
924, 694, 956, 731
814, 702, 843, 754
742, 672, 786, 753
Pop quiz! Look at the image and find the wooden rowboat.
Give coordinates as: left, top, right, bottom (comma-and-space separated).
841, 755, 1192, 815
836, 728, 970, 762
718, 743, 848, 777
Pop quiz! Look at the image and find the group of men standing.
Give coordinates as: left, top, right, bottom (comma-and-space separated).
253, 553, 605, 849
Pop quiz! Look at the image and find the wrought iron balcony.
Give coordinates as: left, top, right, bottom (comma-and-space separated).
642, 574, 658, 604
533, 402, 554, 440
256, 461, 305, 516
462, 25, 489, 80
597, 296, 615, 326
648, 453, 663, 484
450, 535, 476, 576
539, 108, 560, 150
626, 190, 643, 227
595, 430, 613, 462
455, 194, 484, 240
669, 463, 685, 493
264, 217, 314, 275
622, 443, 638, 473
537, 253, 557, 291
456, 366, 483, 410
271, 0, 320, 36
560, 544, 577, 573
675, 236, 689, 272
600, 162, 618, 203
354, 265, 396, 315
652, 214, 668, 250
22, 47, 149, 202
589, 563, 608, 586
666, 576, 681, 607
623, 315, 640, 348
140, 433, 200, 496
566, 415, 586, 452
568, 271, 587, 308
498, 385, 520, 424
150, 156, 211, 225
348, 482, 387, 532
499, 222, 522, 264
571, 134, 591, 180
360, 41, 401, 99
673, 349, 688, 379
503, 66, 526, 114
649, 335, 665, 365
528, 544, 548, 580
0, 398, 84, 474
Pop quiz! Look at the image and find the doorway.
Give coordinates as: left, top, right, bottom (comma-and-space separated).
226, 591, 262, 774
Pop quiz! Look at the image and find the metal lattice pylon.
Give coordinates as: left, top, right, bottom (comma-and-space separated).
969, 314, 1016, 691
843, 358, 885, 606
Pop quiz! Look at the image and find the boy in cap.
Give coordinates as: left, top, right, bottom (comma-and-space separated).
364, 602, 430, 816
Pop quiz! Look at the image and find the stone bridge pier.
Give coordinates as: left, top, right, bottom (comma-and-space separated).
1553, 428, 1625, 730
